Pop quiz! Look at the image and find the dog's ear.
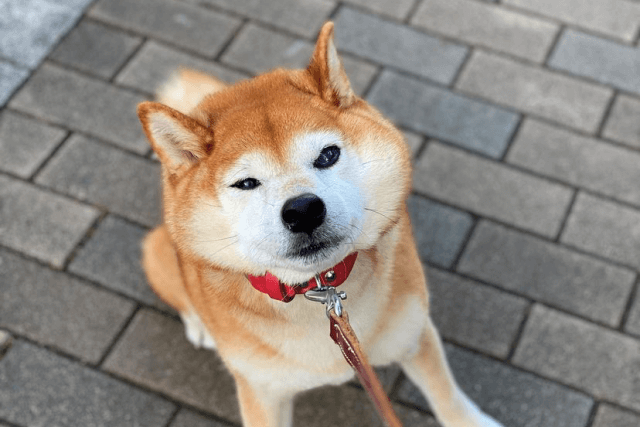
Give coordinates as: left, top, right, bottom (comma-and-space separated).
308, 22, 356, 108
137, 101, 213, 171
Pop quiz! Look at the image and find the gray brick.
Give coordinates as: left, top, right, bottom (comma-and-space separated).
0, 340, 175, 427
89, 0, 240, 57
456, 51, 613, 133
412, 0, 558, 63
0, 111, 66, 178
368, 71, 518, 158
458, 221, 635, 326
397, 344, 593, 427
295, 384, 438, 427
413, 142, 573, 237
182, 0, 335, 39
508, 119, 640, 207
603, 94, 640, 149
592, 404, 640, 427
116, 41, 248, 96
0, 61, 29, 107
0, 330, 11, 356
0, 175, 99, 267
334, 7, 467, 85
50, 19, 142, 79
221, 24, 378, 96
103, 309, 241, 423
514, 305, 640, 411
407, 195, 473, 268
503, 0, 640, 42
0, 0, 81, 69
428, 268, 528, 358
0, 248, 135, 363
69, 216, 168, 309
170, 410, 229, 427
344, 0, 415, 19
561, 193, 640, 270
10, 64, 148, 154
624, 290, 640, 337
35, 135, 161, 227
549, 30, 640, 95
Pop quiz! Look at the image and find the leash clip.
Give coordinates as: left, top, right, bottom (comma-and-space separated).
304, 274, 347, 318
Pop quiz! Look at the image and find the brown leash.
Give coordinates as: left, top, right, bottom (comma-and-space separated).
305, 282, 403, 427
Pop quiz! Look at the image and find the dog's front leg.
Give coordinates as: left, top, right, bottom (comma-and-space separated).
234, 373, 295, 427
400, 316, 503, 427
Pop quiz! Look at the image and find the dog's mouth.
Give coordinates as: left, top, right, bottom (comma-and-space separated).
285, 234, 345, 263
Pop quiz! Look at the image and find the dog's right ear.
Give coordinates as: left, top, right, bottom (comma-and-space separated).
137, 101, 213, 171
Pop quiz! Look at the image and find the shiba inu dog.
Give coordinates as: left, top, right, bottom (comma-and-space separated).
137, 22, 503, 427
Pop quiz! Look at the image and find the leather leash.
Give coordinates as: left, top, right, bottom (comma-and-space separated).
329, 309, 403, 427
305, 276, 403, 427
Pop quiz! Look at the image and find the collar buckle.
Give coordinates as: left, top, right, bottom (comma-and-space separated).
304, 274, 347, 318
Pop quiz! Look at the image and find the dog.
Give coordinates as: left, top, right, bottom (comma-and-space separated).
137, 22, 503, 427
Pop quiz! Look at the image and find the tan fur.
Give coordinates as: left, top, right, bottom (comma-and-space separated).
137, 22, 503, 427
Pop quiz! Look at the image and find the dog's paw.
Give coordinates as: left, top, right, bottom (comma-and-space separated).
180, 310, 216, 350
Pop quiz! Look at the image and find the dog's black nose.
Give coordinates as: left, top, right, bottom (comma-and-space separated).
281, 193, 326, 235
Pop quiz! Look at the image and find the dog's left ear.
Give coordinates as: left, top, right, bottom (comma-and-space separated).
308, 22, 356, 108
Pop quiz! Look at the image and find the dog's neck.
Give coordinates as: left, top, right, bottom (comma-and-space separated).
246, 252, 358, 302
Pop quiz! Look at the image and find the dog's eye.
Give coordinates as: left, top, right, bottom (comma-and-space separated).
231, 178, 261, 190
314, 145, 340, 169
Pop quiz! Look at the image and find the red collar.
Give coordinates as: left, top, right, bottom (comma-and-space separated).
247, 252, 358, 302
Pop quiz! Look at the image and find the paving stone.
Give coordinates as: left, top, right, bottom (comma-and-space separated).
603, 94, 640, 149
456, 50, 613, 133
561, 193, 640, 270
397, 344, 593, 427
182, 0, 336, 39
0, 340, 175, 427
116, 41, 249, 96
170, 410, 230, 427
348, 364, 402, 395
69, 215, 169, 309
0, 248, 135, 363
508, 119, 640, 208
624, 289, 640, 337
0, 174, 99, 267
513, 305, 640, 411
50, 19, 142, 79
592, 404, 640, 427
0, 61, 29, 107
10, 63, 148, 154
413, 142, 573, 238
458, 221, 635, 326
503, 0, 640, 42
103, 309, 241, 423
89, 0, 240, 58
549, 30, 640, 95
412, 0, 558, 63
427, 268, 528, 358
406, 195, 474, 268
334, 7, 467, 85
0, 110, 67, 178
0, 0, 82, 69
221, 23, 378, 95
294, 384, 438, 427
368, 71, 518, 158
344, 0, 415, 19
35, 135, 161, 227
0, 330, 11, 356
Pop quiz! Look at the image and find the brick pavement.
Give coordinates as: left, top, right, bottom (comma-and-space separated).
1, 0, 640, 426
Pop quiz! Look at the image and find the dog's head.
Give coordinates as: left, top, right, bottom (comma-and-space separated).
138, 22, 411, 284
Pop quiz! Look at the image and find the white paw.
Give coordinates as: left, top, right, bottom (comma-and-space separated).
180, 310, 216, 350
